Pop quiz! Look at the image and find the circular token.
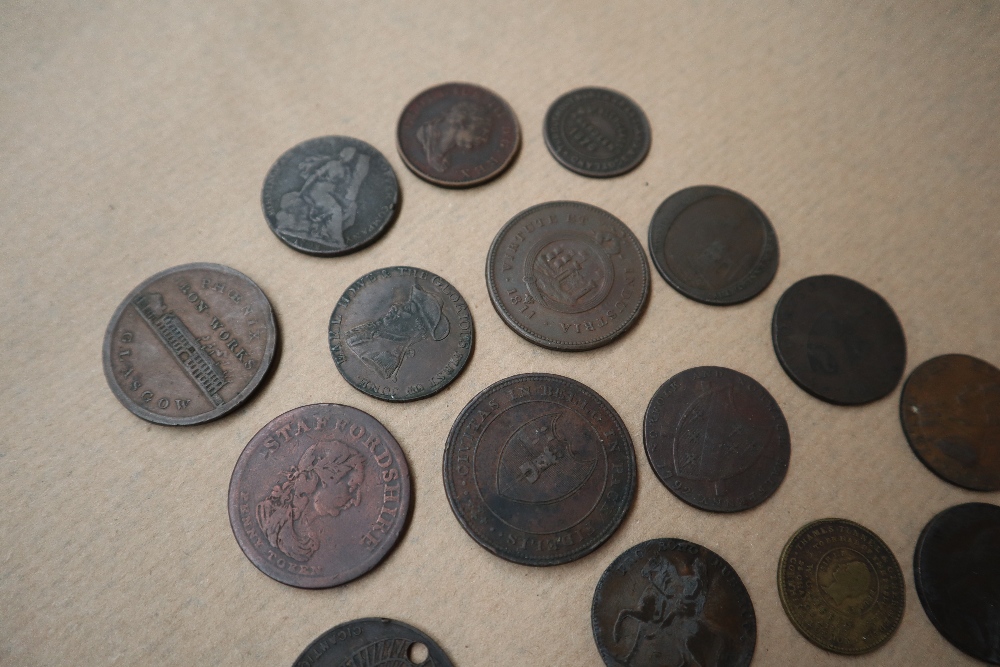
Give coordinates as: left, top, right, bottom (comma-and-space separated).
778, 518, 905, 654
644, 366, 790, 512
486, 201, 650, 351
396, 82, 520, 187
772, 275, 906, 405
544, 87, 650, 177
262, 136, 399, 256
443, 373, 636, 566
900, 354, 1000, 491
592, 538, 757, 667
648, 186, 779, 305
293, 618, 454, 667
102, 263, 277, 425
228, 404, 410, 589
329, 266, 474, 402
914, 503, 1000, 665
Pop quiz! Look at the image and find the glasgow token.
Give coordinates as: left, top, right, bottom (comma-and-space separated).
293, 618, 454, 667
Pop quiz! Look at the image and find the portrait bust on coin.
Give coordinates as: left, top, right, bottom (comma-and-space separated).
416, 100, 490, 173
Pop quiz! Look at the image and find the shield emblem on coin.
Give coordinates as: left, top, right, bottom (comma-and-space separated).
496, 413, 597, 504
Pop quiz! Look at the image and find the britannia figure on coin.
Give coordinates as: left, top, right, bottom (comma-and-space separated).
416, 101, 490, 172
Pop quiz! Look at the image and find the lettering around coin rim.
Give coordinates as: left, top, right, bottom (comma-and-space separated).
292, 617, 454, 667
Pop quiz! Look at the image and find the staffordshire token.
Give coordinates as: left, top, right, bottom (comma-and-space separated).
102, 263, 277, 425
293, 617, 454, 667
443, 373, 636, 566
229, 404, 410, 589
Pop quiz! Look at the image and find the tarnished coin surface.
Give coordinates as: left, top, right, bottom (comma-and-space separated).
293, 617, 454, 667
262, 135, 399, 256
102, 263, 276, 425
778, 518, 905, 655
486, 201, 650, 351
229, 404, 410, 589
644, 366, 790, 512
443, 373, 636, 566
329, 267, 474, 402
772, 275, 906, 405
592, 538, 757, 667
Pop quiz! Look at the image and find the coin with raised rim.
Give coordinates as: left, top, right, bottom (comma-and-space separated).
292, 617, 454, 667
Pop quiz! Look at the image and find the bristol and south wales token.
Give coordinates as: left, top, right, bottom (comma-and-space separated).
644, 366, 790, 512
228, 404, 410, 589
262, 135, 399, 256
293, 617, 454, 667
648, 186, 779, 305
778, 518, 905, 655
772, 275, 906, 405
486, 201, 650, 351
396, 82, 520, 187
443, 373, 636, 566
329, 266, 474, 402
592, 538, 757, 667
102, 263, 277, 425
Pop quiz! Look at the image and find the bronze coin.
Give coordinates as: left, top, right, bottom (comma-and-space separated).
228, 404, 410, 588
592, 538, 757, 667
644, 366, 790, 512
329, 266, 474, 402
900, 354, 1000, 491
485, 201, 650, 351
293, 617, 454, 667
778, 518, 905, 655
102, 263, 277, 425
443, 373, 636, 566
396, 82, 520, 187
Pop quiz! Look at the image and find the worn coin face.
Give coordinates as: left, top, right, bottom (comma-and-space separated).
293, 617, 454, 667
778, 518, 904, 655
229, 404, 410, 588
443, 373, 636, 566
102, 263, 277, 425
772, 275, 906, 405
486, 201, 650, 351
262, 136, 399, 256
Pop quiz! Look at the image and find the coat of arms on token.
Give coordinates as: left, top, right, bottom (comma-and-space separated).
293, 617, 454, 667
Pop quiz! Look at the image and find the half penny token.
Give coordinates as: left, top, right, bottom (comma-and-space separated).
293, 618, 454, 667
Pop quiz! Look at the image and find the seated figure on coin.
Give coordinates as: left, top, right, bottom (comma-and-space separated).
416, 101, 490, 172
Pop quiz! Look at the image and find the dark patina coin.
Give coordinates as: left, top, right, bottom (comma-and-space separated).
914, 503, 1000, 665
772, 275, 906, 405
778, 518, 905, 655
486, 201, 650, 351
644, 366, 790, 512
229, 404, 410, 588
293, 617, 454, 667
102, 263, 277, 425
262, 136, 399, 256
329, 267, 474, 402
396, 82, 520, 187
592, 538, 756, 667
544, 87, 650, 177
443, 373, 636, 566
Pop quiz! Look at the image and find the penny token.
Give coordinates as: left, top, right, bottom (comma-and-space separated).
772, 275, 906, 405
443, 373, 636, 566
648, 186, 779, 305
262, 135, 399, 256
228, 404, 410, 588
486, 201, 650, 351
644, 366, 790, 512
592, 538, 756, 667
102, 263, 277, 426
396, 82, 520, 187
293, 617, 454, 667
778, 518, 905, 655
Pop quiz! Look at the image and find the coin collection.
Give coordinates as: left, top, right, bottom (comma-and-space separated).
102, 82, 1000, 666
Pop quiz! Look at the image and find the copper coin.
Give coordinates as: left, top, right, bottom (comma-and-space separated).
900, 354, 1000, 491
592, 538, 757, 667
102, 263, 277, 425
443, 373, 636, 566
293, 618, 454, 667
644, 366, 790, 512
396, 82, 520, 187
486, 201, 650, 351
228, 404, 410, 588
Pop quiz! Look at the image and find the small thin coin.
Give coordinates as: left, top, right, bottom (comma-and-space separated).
443, 373, 636, 566
102, 263, 277, 425
229, 404, 410, 588
486, 201, 650, 351
592, 538, 757, 667
292, 617, 454, 667
262, 135, 399, 256
644, 366, 790, 512
778, 518, 905, 655
329, 266, 474, 402
772, 275, 906, 405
